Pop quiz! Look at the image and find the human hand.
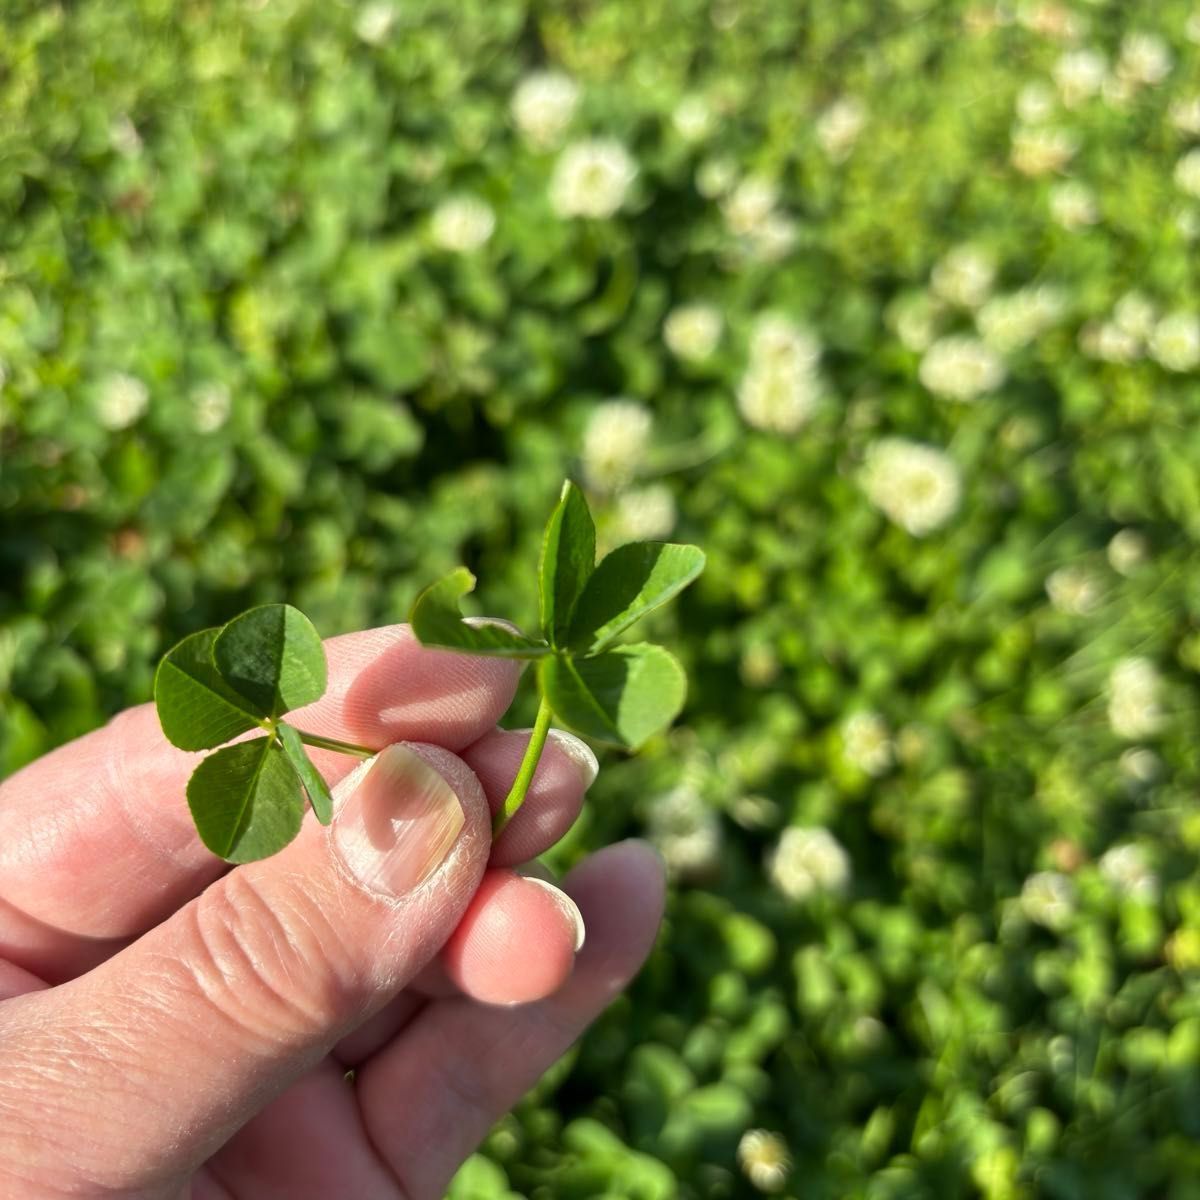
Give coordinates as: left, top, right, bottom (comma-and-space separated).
0, 624, 666, 1199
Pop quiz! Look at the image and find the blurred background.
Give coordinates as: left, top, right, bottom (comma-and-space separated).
3, 0, 1200, 1196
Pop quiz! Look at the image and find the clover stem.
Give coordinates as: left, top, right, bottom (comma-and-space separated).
494, 694, 554, 837
291, 729, 376, 759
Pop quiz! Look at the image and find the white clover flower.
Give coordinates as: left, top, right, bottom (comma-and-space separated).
1107, 528, 1147, 576
1149, 311, 1200, 371
919, 335, 1006, 401
842, 711, 893, 776
581, 399, 653, 491
750, 314, 821, 370
1045, 564, 1101, 615
816, 96, 866, 162
767, 826, 851, 901
1021, 871, 1077, 932
737, 364, 820, 434
1169, 96, 1200, 136
887, 291, 943, 352
721, 176, 780, 237
429, 195, 495, 253
1108, 657, 1166, 740
663, 303, 723, 363
109, 114, 143, 157
1113, 291, 1158, 343
1099, 844, 1159, 903
1116, 32, 1173, 88
1016, 82, 1057, 125
1011, 125, 1078, 176
192, 382, 231, 434
1053, 48, 1107, 107
354, 1, 396, 44
1175, 149, 1200, 199
672, 94, 715, 142
611, 484, 677, 543
976, 286, 1066, 352
95, 372, 149, 430
737, 1130, 792, 1194
862, 438, 961, 536
1119, 746, 1161, 783
550, 139, 637, 219
511, 70, 580, 149
646, 786, 721, 877
930, 244, 996, 310
1078, 320, 1140, 363
1049, 180, 1099, 229
746, 212, 799, 262
695, 155, 738, 199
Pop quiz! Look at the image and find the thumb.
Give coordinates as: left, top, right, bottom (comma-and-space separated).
0, 742, 489, 1194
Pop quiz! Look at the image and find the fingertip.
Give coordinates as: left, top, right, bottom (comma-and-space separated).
441, 869, 582, 1006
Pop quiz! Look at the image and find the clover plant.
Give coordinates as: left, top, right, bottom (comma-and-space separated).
154, 480, 704, 861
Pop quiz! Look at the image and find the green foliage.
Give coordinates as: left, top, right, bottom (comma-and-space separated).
412, 482, 703, 756
4, 0, 1200, 1195
155, 604, 364, 860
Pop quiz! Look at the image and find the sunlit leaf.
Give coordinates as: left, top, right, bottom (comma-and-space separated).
213, 603, 328, 718
539, 479, 596, 646
154, 628, 262, 750
411, 568, 551, 658
277, 721, 334, 825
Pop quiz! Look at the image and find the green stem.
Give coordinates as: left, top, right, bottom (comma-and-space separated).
291, 728, 376, 759
494, 694, 554, 837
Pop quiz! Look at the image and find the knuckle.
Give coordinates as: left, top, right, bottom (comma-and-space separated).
178, 871, 360, 1049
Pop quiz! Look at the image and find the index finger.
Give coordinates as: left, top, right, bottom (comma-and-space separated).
0, 624, 521, 982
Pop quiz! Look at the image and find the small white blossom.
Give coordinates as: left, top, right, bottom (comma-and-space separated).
747, 212, 799, 262
1049, 180, 1099, 229
1021, 871, 1077, 932
919, 335, 1006, 401
1045, 564, 1100, 615
1078, 320, 1141, 364
931, 244, 996, 310
1054, 48, 1107, 107
1116, 32, 1172, 88
1016, 82, 1056, 125
737, 1130, 792, 1194
887, 291, 943, 352
1107, 529, 1147, 576
192, 382, 231, 434
816, 97, 866, 162
750, 314, 821, 370
511, 71, 579, 149
976, 286, 1065, 352
611, 484, 677, 543
1149, 311, 1200, 371
695, 156, 738, 199
550, 139, 637, 218
1175, 149, 1200, 199
109, 114, 143, 157
1099, 844, 1159, 902
1113, 292, 1158, 343
1011, 125, 1078, 176
1189, 11, 1200, 44
354, 1, 395, 44
769, 826, 851, 901
647, 787, 721, 878
672, 94, 714, 142
842, 711, 893, 776
429, 195, 495, 253
862, 438, 962, 536
737, 365, 820, 433
663, 304, 723, 363
95, 372, 149, 430
1108, 657, 1165, 740
721, 176, 780, 237
581, 399, 652, 491
1119, 746, 1161, 784
1169, 96, 1200, 136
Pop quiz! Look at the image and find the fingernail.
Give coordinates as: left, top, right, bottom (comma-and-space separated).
544, 728, 600, 790
517, 869, 587, 952
334, 745, 465, 898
